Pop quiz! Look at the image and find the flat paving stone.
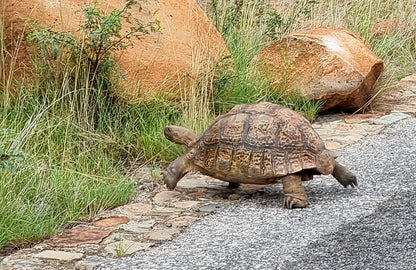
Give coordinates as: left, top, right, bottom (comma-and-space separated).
121, 203, 153, 215
34, 250, 83, 261
93, 216, 130, 227
105, 241, 153, 256
325, 140, 343, 150
150, 207, 183, 216
343, 112, 385, 123
153, 191, 181, 204
187, 191, 206, 197
173, 201, 200, 209
144, 229, 180, 241
47, 229, 112, 247
372, 112, 411, 125
137, 219, 156, 229
119, 220, 154, 234
168, 216, 198, 228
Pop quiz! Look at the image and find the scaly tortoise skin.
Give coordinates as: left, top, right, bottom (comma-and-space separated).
163, 102, 357, 208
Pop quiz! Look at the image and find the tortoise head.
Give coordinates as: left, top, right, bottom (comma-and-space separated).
164, 125, 197, 147
163, 155, 192, 190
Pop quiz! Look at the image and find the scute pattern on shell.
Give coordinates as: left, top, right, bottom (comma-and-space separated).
186, 102, 333, 181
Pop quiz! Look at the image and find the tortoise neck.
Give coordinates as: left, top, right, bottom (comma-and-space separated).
172, 132, 196, 147
164, 125, 197, 147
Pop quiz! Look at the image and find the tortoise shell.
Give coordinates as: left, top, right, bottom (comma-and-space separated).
186, 102, 335, 183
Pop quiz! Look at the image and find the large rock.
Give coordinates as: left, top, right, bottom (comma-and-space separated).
1, 0, 228, 96
256, 28, 384, 111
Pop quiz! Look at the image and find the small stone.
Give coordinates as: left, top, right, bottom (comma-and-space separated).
122, 203, 153, 215
188, 191, 206, 197
93, 216, 130, 227
166, 222, 173, 227
150, 207, 182, 216
105, 241, 153, 256
47, 229, 112, 247
153, 191, 181, 204
144, 229, 180, 241
35, 250, 83, 261
173, 201, 199, 209
198, 203, 225, 213
372, 112, 411, 125
228, 193, 242, 200
168, 216, 198, 228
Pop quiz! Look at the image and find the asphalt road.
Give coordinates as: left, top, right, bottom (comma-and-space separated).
96, 117, 416, 270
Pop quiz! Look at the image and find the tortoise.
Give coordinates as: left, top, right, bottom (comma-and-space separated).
163, 102, 357, 208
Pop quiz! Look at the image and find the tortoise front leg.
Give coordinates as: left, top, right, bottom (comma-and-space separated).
332, 161, 357, 188
282, 174, 309, 208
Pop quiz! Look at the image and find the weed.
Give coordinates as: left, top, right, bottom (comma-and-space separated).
115, 231, 132, 257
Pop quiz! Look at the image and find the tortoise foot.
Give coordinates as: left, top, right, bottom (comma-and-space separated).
282, 174, 309, 209
339, 174, 358, 188
283, 195, 309, 209
332, 162, 358, 188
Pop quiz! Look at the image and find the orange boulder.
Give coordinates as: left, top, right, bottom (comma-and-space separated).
256, 28, 384, 111
1, 0, 228, 96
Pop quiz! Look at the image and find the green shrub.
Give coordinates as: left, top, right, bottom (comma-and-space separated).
26, 0, 159, 130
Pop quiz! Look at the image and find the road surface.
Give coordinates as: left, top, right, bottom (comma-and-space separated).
97, 117, 416, 270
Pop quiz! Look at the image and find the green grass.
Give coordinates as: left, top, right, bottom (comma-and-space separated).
0, 101, 136, 249
1, 0, 415, 251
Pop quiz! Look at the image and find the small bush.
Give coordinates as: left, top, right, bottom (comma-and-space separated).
26, 0, 159, 130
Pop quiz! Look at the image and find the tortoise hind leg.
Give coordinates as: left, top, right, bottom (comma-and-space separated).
282, 174, 309, 208
332, 162, 357, 188
163, 155, 193, 190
